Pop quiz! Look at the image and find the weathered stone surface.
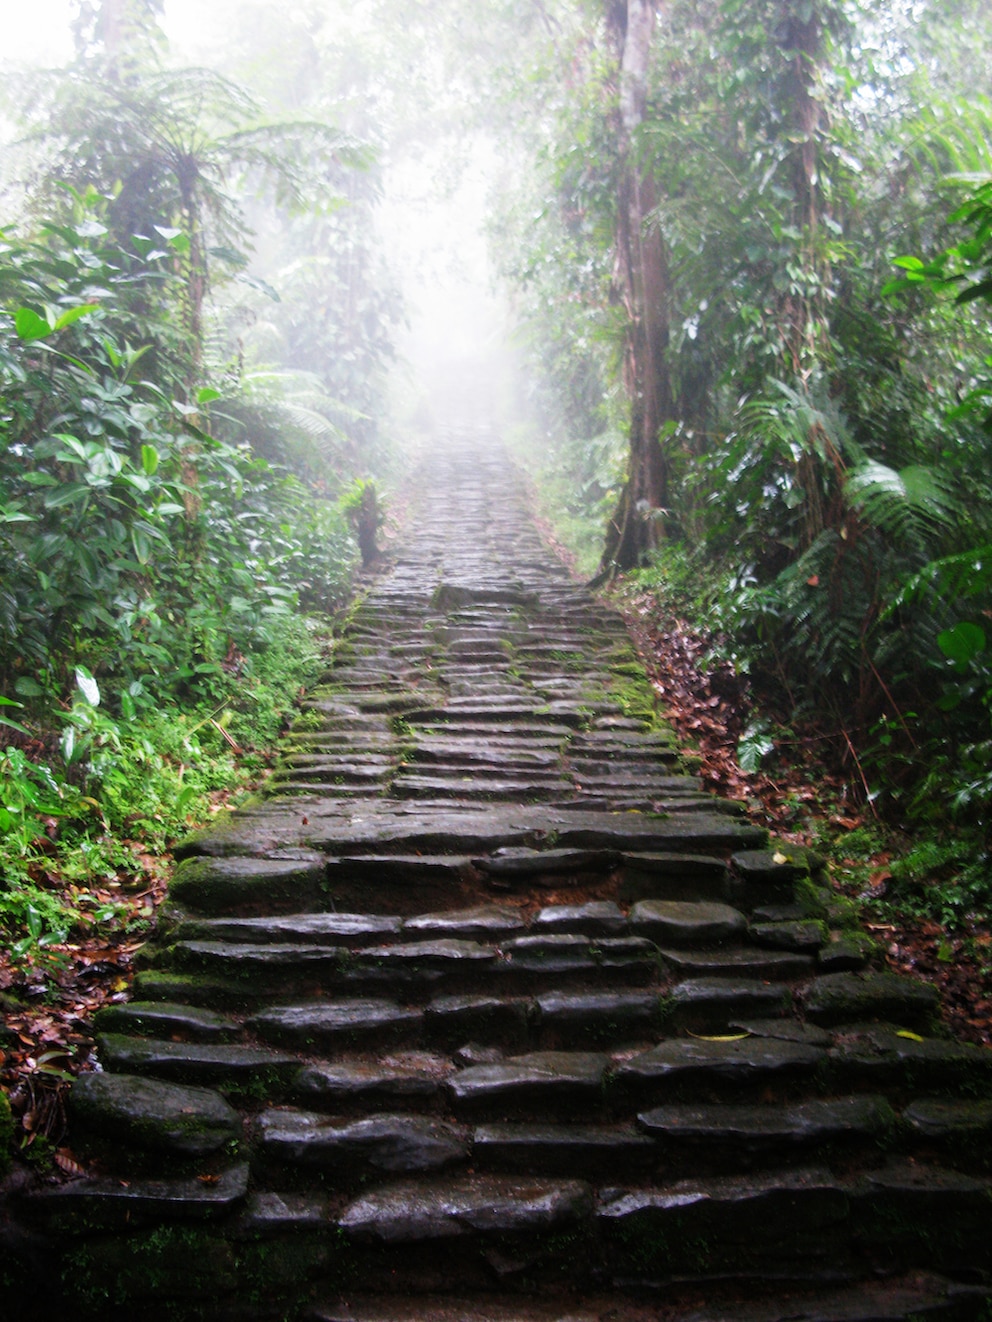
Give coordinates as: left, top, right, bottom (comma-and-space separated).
473, 847, 618, 878
249, 1000, 422, 1049
657, 946, 814, 980
169, 853, 327, 912
25, 1162, 249, 1232
234, 1190, 330, 1236
91, 1000, 237, 1042
637, 1096, 890, 1148
533, 902, 626, 937
535, 990, 663, 1041
425, 994, 531, 1046
259, 1109, 470, 1172
667, 977, 791, 1029
629, 899, 746, 946
97, 1033, 298, 1087
817, 934, 874, 973
749, 920, 826, 953
179, 912, 404, 945
801, 971, 940, 1028
902, 1098, 992, 1141
70, 1072, 240, 1155
615, 1037, 825, 1090
732, 847, 813, 882
338, 1175, 593, 1243
472, 1123, 656, 1176
309, 1295, 610, 1322
730, 1018, 833, 1048
447, 1052, 609, 1113
830, 1027, 992, 1088
598, 1168, 850, 1256
403, 905, 525, 941
295, 1055, 453, 1107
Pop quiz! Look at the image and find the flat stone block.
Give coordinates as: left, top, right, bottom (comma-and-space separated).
338, 1174, 592, 1243
629, 900, 746, 946
447, 1051, 609, 1113
616, 1037, 825, 1090
169, 854, 327, 913
533, 902, 626, 937
403, 905, 526, 941
801, 972, 939, 1028
295, 1055, 453, 1107
97, 1034, 298, 1088
70, 1072, 240, 1155
249, 1000, 422, 1049
637, 1095, 890, 1148
260, 1109, 470, 1173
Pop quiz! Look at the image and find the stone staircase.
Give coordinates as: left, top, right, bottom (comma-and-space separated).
19, 434, 992, 1319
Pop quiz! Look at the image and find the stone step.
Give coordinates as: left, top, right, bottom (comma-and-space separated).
307, 1279, 992, 1322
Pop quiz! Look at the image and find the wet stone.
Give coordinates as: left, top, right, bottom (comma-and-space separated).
357, 938, 498, 972
425, 994, 531, 1047
830, 1027, 992, 1089
658, 946, 814, 980
732, 847, 813, 883
91, 1001, 238, 1043
233, 1190, 330, 1237
402, 905, 525, 942
97, 1034, 299, 1088
902, 1098, 992, 1141
729, 1018, 833, 1048
473, 847, 618, 878
629, 899, 746, 946
295, 1056, 453, 1107
817, 934, 874, 973
598, 1168, 850, 1251
70, 1072, 240, 1156
500, 934, 593, 972
25, 1162, 249, 1233
472, 1123, 656, 1176
615, 1037, 825, 1090
667, 978, 791, 1030
249, 1000, 422, 1049
749, 920, 826, 953
801, 971, 940, 1028
532, 902, 626, 937
179, 912, 404, 946
338, 1174, 593, 1243
169, 854, 328, 914
535, 990, 664, 1040
454, 1043, 504, 1067
447, 1051, 609, 1114
637, 1096, 890, 1149
259, 1110, 470, 1173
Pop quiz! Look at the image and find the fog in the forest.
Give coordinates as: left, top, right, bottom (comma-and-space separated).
1, 0, 523, 465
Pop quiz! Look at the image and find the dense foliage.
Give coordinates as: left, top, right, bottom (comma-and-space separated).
0, 3, 402, 966
490, 0, 992, 917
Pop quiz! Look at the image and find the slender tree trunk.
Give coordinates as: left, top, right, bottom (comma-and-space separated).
599, 0, 676, 577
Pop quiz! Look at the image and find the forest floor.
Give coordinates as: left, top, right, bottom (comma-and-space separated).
614, 584, 992, 1052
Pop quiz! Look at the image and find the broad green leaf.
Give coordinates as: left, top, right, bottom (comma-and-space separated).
196, 387, 222, 404
140, 444, 160, 475
14, 307, 52, 341
13, 677, 45, 697
52, 303, 99, 331
937, 622, 986, 667
74, 666, 100, 707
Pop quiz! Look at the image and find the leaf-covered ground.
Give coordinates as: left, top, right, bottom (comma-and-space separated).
615, 585, 992, 1050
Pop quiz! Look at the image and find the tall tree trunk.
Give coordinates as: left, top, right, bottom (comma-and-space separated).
599, 0, 676, 577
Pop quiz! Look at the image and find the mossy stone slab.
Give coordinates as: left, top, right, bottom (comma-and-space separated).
801, 972, 939, 1028
97, 1033, 298, 1089
70, 1071, 240, 1155
169, 854, 327, 914
92, 1001, 238, 1042
629, 900, 746, 947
